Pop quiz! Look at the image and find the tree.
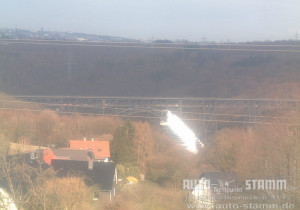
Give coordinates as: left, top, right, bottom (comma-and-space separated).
204, 128, 243, 172
0, 135, 16, 204
0, 134, 92, 210
134, 121, 153, 174
0, 134, 39, 209
25, 177, 92, 210
35, 111, 58, 146
111, 121, 136, 164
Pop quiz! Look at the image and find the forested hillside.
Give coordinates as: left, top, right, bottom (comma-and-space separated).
0, 41, 300, 208
0, 41, 299, 98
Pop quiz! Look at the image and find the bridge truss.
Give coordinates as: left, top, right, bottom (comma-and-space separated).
13, 96, 300, 143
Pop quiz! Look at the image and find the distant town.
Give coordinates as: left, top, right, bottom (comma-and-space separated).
1, 27, 299, 45
0, 27, 206, 44
0, 27, 139, 42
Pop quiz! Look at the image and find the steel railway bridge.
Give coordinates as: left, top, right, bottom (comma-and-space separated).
13, 96, 300, 142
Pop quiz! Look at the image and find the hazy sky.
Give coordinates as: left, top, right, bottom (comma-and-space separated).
1, 0, 299, 42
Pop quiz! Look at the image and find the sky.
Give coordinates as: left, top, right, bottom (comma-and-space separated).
0, 0, 300, 42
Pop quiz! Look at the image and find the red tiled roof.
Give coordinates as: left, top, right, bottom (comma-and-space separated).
69, 140, 110, 159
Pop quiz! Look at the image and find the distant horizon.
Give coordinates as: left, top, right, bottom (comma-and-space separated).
1, 26, 299, 43
1, 0, 299, 43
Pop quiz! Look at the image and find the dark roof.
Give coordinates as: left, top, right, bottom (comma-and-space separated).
52, 160, 116, 191
52, 149, 92, 161
200, 172, 238, 187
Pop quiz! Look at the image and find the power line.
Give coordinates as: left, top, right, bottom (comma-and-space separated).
0, 99, 299, 121
180, 110, 300, 121
11, 95, 300, 102
1, 99, 299, 121
0, 106, 299, 126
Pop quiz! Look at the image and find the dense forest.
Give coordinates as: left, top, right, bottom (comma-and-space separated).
0, 41, 299, 98
0, 103, 299, 209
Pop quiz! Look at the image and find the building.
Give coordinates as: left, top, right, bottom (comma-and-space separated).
69, 139, 110, 161
43, 148, 94, 167
40, 139, 115, 194
4, 139, 116, 203
51, 159, 116, 191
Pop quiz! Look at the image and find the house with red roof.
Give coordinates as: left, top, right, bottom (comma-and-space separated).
40, 138, 115, 192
